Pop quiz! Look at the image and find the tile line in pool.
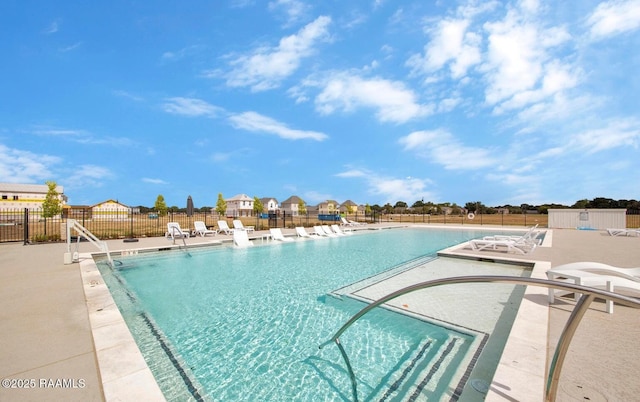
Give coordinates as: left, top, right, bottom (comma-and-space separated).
106, 262, 206, 401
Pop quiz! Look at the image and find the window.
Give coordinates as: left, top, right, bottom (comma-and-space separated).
13, 195, 18, 200
1, 195, 7, 200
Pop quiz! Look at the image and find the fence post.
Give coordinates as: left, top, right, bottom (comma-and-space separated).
23, 208, 29, 245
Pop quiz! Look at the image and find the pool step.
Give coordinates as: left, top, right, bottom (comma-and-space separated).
370, 335, 466, 402
330, 254, 438, 297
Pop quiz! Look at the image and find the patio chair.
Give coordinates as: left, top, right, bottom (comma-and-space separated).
166, 222, 190, 240
469, 236, 536, 255
548, 261, 640, 283
233, 229, 253, 248
331, 224, 352, 235
194, 221, 217, 237
233, 219, 255, 233
321, 225, 338, 237
606, 228, 640, 237
547, 264, 640, 313
270, 228, 294, 242
295, 226, 320, 239
217, 220, 234, 235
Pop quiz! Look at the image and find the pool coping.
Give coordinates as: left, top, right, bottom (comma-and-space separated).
79, 226, 552, 401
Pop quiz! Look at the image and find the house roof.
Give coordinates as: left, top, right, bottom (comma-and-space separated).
281, 195, 304, 205
0, 183, 64, 194
341, 199, 357, 206
226, 193, 253, 201
260, 197, 278, 204
91, 199, 129, 208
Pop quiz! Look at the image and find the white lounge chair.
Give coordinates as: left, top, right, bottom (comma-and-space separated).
331, 224, 351, 235
321, 225, 338, 237
547, 264, 640, 313
194, 221, 217, 237
166, 222, 190, 240
233, 220, 255, 233
296, 227, 320, 239
469, 236, 536, 255
607, 228, 640, 237
270, 228, 294, 242
217, 220, 234, 235
312, 226, 329, 237
547, 261, 640, 283
341, 217, 364, 227
233, 229, 253, 248
482, 224, 540, 243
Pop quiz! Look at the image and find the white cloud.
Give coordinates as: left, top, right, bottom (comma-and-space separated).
334, 169, 367, 178
587, 0, 640, 40
224, 16, 331, 91
570, 118, 640, 154
480, 2, 581, 118
268, 0, 310, 26
142, 178, 168, 185
399, 129, 496, 170
406, 18, 482, 79
228, 111, 328, 141
31, 127, 135, 147
313, 72, 432, 123
162, 97, 224, 118
336, 166, 435, 204
0, 144, 60, 183
65, 165, 114, 189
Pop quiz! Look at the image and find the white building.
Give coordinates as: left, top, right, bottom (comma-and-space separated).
0, 183, 66, 212
225, 194, 254, 217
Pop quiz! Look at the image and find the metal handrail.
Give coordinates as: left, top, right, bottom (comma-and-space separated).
66, 219, 113, 266
318, 275, 640, 402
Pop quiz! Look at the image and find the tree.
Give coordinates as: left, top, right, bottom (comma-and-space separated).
154, 195, 168, 216
253, 196, 264, 216
298, 199, 307, 215
215, 193, 226, 217
365, 203, 372, 216
42, 181, 62, 218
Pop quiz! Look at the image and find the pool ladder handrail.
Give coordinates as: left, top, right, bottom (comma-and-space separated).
66, 219, 113, 266
318, 275, 640, 402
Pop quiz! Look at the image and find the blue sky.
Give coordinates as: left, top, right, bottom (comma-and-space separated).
1, 0, 639, 208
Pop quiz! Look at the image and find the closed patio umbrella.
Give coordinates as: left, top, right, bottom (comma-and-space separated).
186, 195, 194, 217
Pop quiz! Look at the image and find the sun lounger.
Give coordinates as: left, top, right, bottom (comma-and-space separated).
217, 220, 235, 235
312, 226, 329, 237
469, 237, 536, 254
482, 224, 541, 244
194, 221, 217, 237
166, 222, 190, 240
547, 265, 640, 313
296, 227, 320, 239
548, 261, 640, 283
270, 228, 294, 242
331, 224, 351, 235
233, 220, 255, 233
233, 229, 253, 248
606, 228, 640, 237
321, 225, 338, 237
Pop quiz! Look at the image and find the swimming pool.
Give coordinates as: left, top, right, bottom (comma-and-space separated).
97, 227, 530, 400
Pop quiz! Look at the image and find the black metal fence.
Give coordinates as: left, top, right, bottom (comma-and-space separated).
1, 208, 638, 244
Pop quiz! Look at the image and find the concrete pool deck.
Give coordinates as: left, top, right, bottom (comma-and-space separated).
1, 224, 639, 401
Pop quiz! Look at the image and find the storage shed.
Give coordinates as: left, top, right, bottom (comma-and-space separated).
547, 209, 626, 230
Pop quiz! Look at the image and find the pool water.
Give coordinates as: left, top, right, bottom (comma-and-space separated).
98, 227, 526, 401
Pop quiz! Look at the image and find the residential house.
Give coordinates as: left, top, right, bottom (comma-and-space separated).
338, 199, 358, 215
225, 194, 254, 217
317, 200, 338, 215
259, 197, 279, 213
280, 195, 305, 216
91, 200, 130, 220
